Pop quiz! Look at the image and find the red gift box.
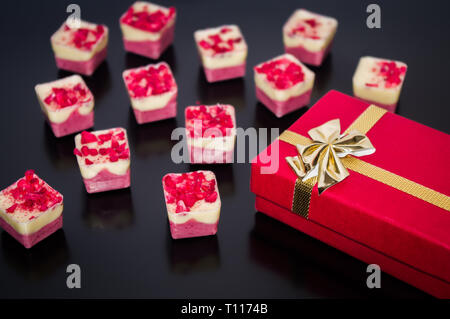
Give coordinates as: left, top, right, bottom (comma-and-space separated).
251, 90, 450, 298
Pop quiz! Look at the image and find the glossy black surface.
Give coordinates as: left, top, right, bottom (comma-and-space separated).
0, 0, 448, 298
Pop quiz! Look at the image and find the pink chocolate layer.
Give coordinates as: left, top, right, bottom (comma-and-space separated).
47, 108, 94, 138
169, 219, 218, 239
285, 40, 333, 66
203, 63, 246, 83
55, 46, 107, 76
256, 86, 312, 118
0, 215, 63, 249
188, 144, 234, 164
123, 23, 175, 59
353, 96, 398, 113
83, 168, 130, 194
132, 94, 177, 124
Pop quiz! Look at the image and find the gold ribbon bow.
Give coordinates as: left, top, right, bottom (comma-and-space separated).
286, 119, 375, 194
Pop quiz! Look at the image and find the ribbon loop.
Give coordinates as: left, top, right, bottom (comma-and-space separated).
286, 119, 376, 194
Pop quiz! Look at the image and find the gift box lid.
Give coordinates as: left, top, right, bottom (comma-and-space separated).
251, 90, 450, 284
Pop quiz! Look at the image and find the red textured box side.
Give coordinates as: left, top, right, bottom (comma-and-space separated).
254, 196, 450, 298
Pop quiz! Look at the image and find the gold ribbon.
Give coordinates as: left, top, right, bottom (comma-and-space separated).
280, 105, 450, 218
286, 119, 376, 194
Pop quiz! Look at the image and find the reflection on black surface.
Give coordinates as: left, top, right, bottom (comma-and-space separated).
196, 69, 246, 109
394, 101, 401, 114
83, 188, 134, 230
127, 109, 179, 158
308, 53, 333, 95
249, 212, 430, 298
57, 62, 111, 103
1, 229, 69, 281
254, 102, 307, 133
188, 164, 235, 197
43, 124, 78, 171
125, 46, 177, 74
168, 232, 220, 274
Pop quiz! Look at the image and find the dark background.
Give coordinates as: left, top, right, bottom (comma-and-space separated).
0, 0, 448, 298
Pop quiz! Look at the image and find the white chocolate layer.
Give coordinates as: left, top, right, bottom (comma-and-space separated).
187, 135, 236, 151
0, 204, 63, 235
35, 75, 94, 123
283, 9, 337, 52
51, 20, 108, 61
130, 90, 176, 111
352, 56, 407, 105
194, 25, 247, 69
122, 62, 177, 111
120, 1, 175, 41
254, 54, 315, 102
74, 128, 131, 179
168, 204, 220, 224
164, 171, 221, 224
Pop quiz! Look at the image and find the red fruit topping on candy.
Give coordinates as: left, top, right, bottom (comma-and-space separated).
185, 105, 234, 138
375, 61, 407, 88
3, 171, 62, 213
81, 131, 98, 144
255, 57, 305, 89
290, 18, 321, 39
121, 5, 176, 32
116, 131, 125, 140
25, 169, 34, 181
118, 151, 130, 159
205, 192, 218, 203
176, 200, 187, 213
6, 203, 17, 213
44, 83, 90, 109
304, 18, 318, 28
81, 146, 90, 156
163, 172, 218, 213
111, 138, 119, 149
76, 129, 130, 164
198, 28, 242, 55
73, 148, 82, 156
63, 23, 105, 51
365, 83, 379, 87
124, 64, 175, 98
183, 193, 197, 208
98, 133, 112, 142
109, 154, 118, 162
